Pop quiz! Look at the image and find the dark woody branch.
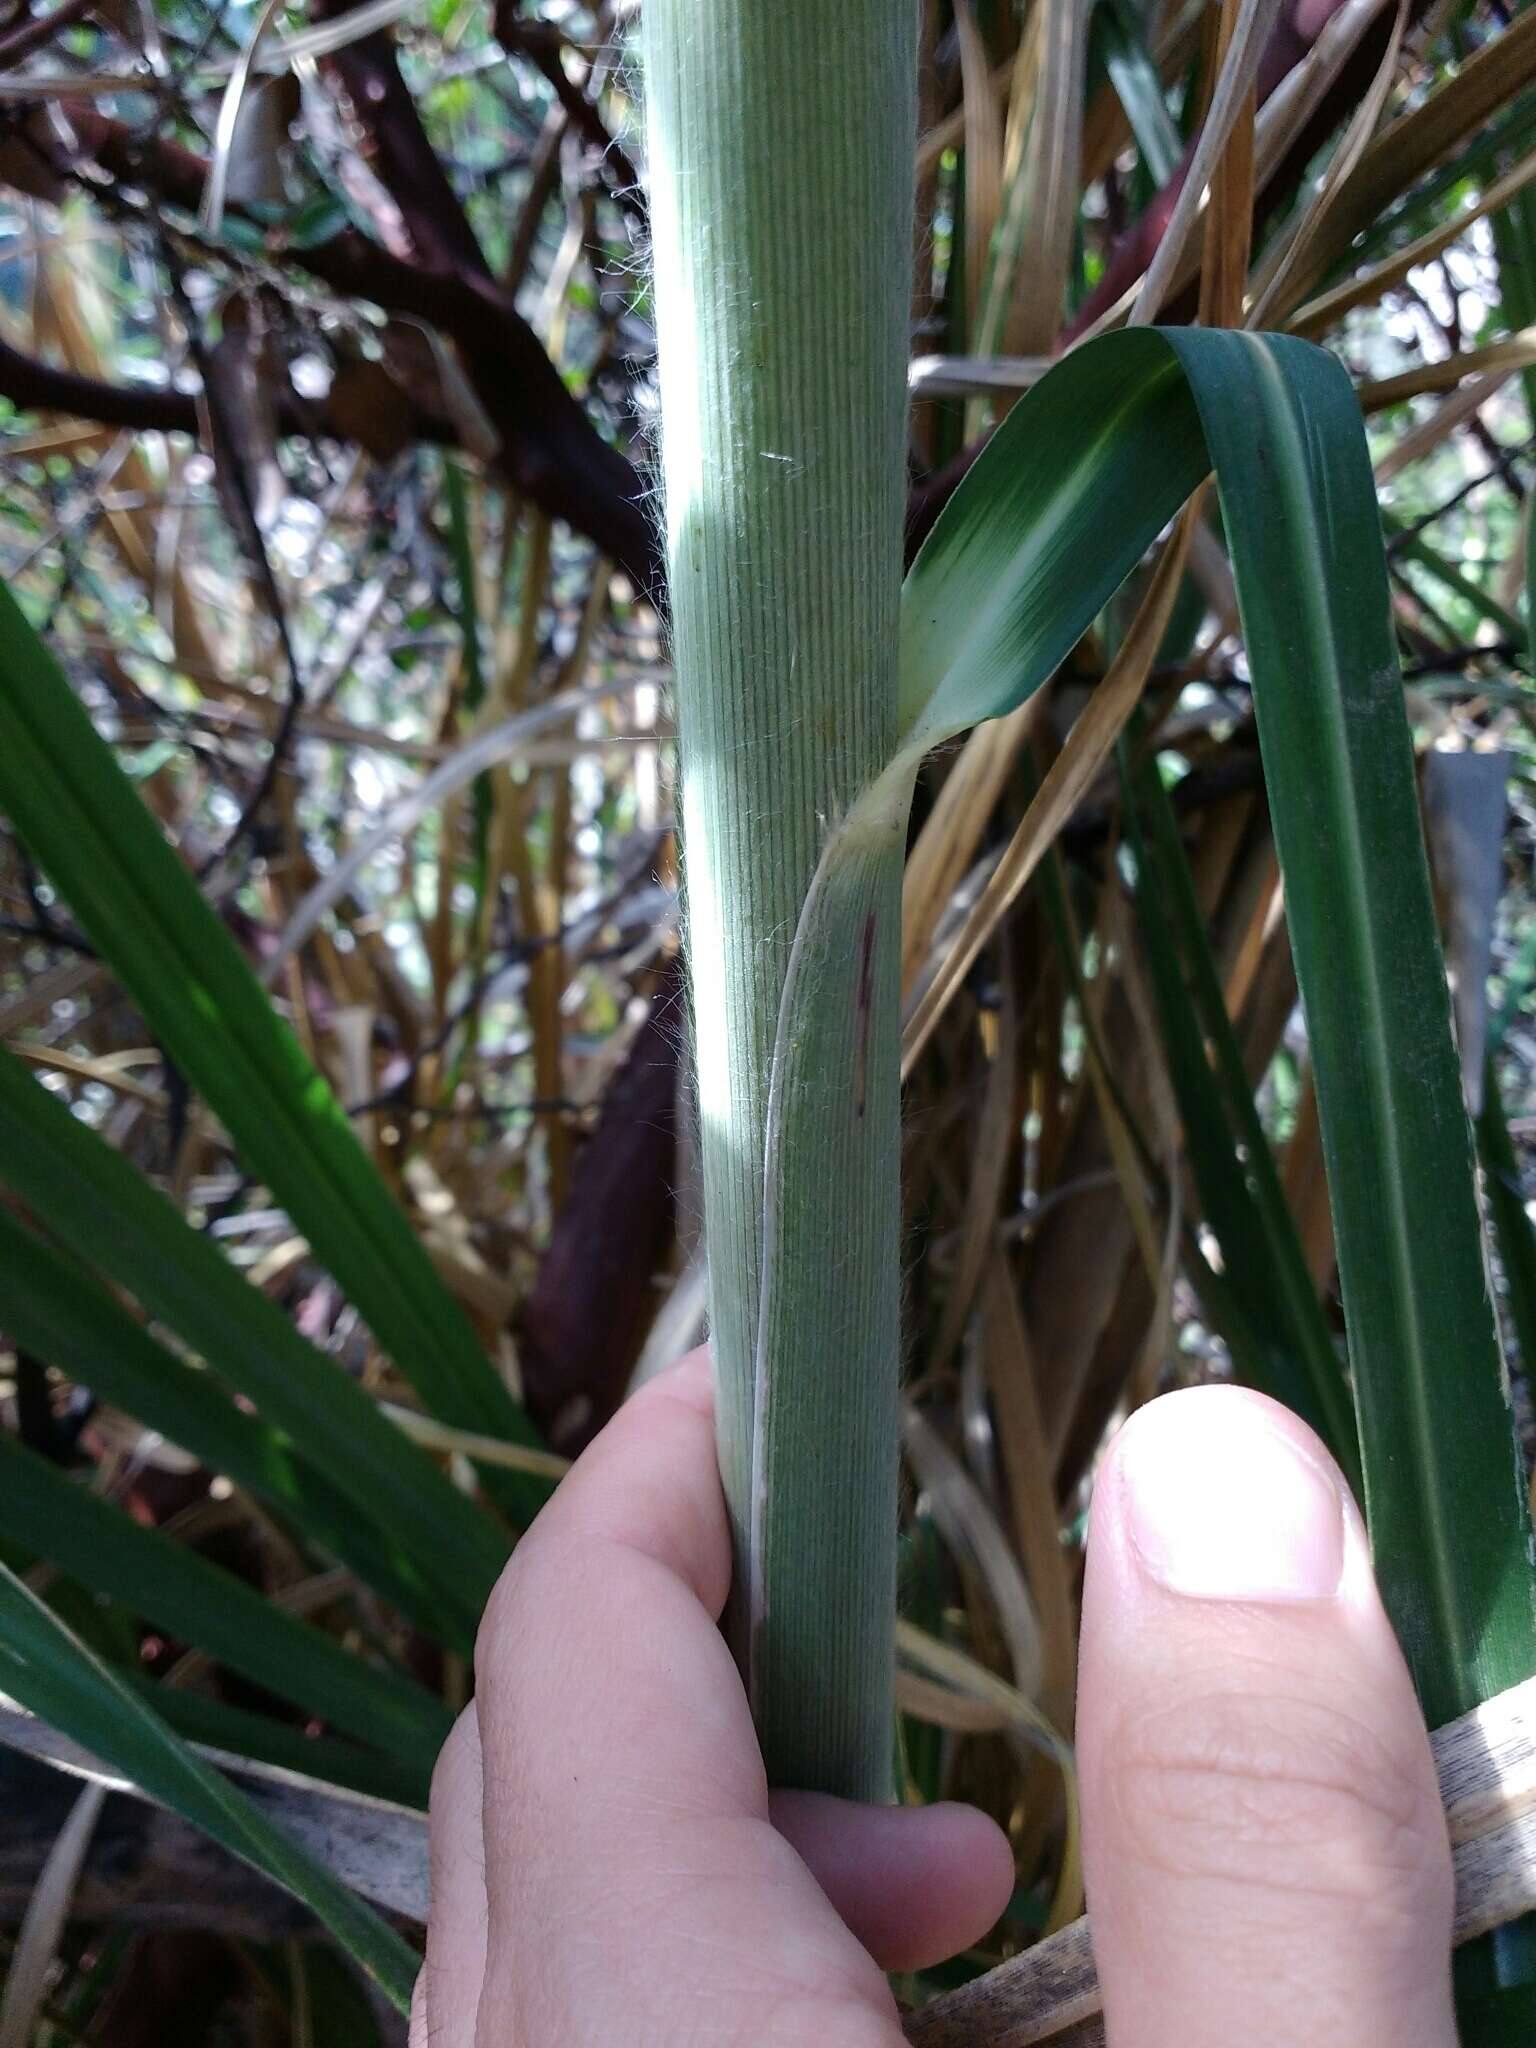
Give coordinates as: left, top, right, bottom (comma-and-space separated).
0, 333, 446, 450
25, 103, 663, 600
311, 0, 496, 282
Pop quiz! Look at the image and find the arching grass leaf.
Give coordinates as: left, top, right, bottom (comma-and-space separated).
0, 1560, 419, 2012
0, 1431, 453, 1762
0, 586, 546, 1523
899, 325, 1536, 1727
0, 1044, 516, 1630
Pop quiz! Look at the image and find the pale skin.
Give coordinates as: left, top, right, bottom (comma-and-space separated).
410, 1350, 1459, 2047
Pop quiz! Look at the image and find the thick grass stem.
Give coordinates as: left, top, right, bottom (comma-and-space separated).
643, 3, 917, 1795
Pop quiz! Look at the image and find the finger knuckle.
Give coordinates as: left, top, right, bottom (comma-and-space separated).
473, 1526, 613, 1696
1109, 1685, 1450, 1925
473, 1530, 552, 1693
428, 1707, 476, 1809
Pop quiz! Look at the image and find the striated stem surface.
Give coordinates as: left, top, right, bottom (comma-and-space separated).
644, 1, 916, 1793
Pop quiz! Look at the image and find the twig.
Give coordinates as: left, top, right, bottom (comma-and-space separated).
0, 0, 96, 69
1385, 456, 1528, 557
151, 234, 307, 873
494, 8, 645, 225
23, 101, 663, 600
312, 0, 492, 281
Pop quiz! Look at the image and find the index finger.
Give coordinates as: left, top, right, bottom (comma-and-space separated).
506, 1344, 732, 1618
468, 1346, 905, 2045
474, 1343, 755, 1823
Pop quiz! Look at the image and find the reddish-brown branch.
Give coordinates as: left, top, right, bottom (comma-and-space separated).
42, 107, 663, 601
0, 332, 454, 448
0, 0, 96, 70
495, 7, 647, 225
312, 0, 494, 282
7, 0, 1383, 604
0, 337, 203, 434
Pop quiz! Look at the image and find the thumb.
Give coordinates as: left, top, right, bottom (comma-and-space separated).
1078, 1386, 1457, 2048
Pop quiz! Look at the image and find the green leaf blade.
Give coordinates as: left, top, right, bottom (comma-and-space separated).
0, 1560, 420, 2012
0, 1045, 513, 1631
1168, 326, 1535, 1725
0, 587, 546, 1523
899, 333, 1207, 749
901, 324, 1536, 1728
1119, 736, 1360, 1485
0, 1203, 471, 1651
0, 1432, 453, 1763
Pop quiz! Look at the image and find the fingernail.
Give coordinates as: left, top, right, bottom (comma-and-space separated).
1118, 1393, 1346, 1602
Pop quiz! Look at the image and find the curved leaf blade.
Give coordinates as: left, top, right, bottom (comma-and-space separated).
0, 587, 545, 1520
0, 1045, 515, 1625
900, 333, 1207, 748
0, 1431, 453, 1762
901, 325, 1536, 1725
0, 1203, 472, 1652
1171, 326, 1534, 1726
0, 1561, 419, 2012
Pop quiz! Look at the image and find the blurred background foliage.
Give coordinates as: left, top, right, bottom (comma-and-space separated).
0, 0, 1534, 2036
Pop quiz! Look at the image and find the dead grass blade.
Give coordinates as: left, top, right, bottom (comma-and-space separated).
917, 50, 1011, 176
894, 1620, 1082, 1933
1246, 0, 1409, 327
266, 681, 644, 978
925, 970, 1022, 1377
1373, 370, 1519, 482
955, 0, 1005, 328
1286, 4, 1536, 302
0, 1779, 107, 2048
1281, 1068, 1336, 1290
903, 1405, 1044, 1707
1251, 0, 1395, 195
1358, 328, 1536, 410
1128, 0, 1281, 325
977, 1255, 1077, 1739
1000, 0, 1091, 355
1289, 145, 1536, 338
902, 702, 1042, 996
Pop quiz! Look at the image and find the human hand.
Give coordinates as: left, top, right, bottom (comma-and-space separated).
410, 1351, 1456, 2046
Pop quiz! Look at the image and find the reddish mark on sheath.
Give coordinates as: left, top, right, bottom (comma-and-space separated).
853, 911, 876, 1117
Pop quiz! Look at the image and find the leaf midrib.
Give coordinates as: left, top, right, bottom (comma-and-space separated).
1248, 337, 1459, 1665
